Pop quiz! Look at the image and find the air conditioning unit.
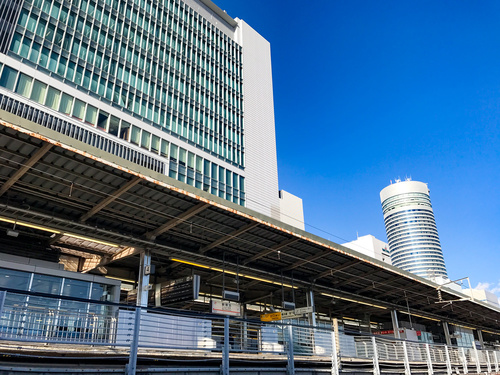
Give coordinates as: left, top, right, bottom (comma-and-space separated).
222, 290, 240, 301
282, 301, 296, 310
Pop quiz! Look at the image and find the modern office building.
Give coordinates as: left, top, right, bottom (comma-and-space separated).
342, 234, 391, 265
380, 179, 448, 279
0, 0, 280, 218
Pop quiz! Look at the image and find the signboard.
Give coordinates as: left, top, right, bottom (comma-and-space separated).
294, 306, 313, 314
281, 306, 314, 320
281, 311, 303, 320
156, 275, 200, 306
260, 312, 282, 322
211, 300, 241, 317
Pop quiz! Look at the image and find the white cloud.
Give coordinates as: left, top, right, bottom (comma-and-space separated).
475, 281, 500, 295
475, 282, 491, 290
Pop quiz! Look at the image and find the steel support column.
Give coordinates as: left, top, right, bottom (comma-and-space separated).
125, 307, 141, 375
391, 310, 401, 339
425, 343, 434, 375
137, 250, 151, 307
443, 322, 452, 346
331, 330, 339, 375
473, 346, 481, 374
402, 341, 411, 375
444, 345, 452, 375
460, 347, 468, 374
371, 336, 380, 375
221, 317, 230, 375
286, 324, 295, 375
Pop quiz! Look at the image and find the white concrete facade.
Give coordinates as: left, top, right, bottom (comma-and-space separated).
278, 190, 305, 230
237, 20, 280, 219
380, 180, 448, 278
342, 235, 391, 265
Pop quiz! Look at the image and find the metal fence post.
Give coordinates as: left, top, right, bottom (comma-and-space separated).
371, 336, 380, 375
402, 341, 411, 375
444, 345, 452, 375
286, 324, 295, 375
493, 350, 499, 373
331, 330, 339, 375
126, 307, 141, 375
473, 346, 481, 374
0, 290, 6, 316
221, 317, 230, 375
460, 347, 468, 374
485, 350, 492, 374
425, 343, 434, 375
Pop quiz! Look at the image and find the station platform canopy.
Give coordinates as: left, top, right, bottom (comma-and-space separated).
1, 108, 500, 337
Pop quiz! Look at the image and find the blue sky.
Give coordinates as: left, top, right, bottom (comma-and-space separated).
215, 1, 500, 293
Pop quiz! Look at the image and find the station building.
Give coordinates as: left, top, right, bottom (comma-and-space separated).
1, 0, 500, 372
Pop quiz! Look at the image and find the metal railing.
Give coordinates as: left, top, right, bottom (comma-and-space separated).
1, 289, 499, 375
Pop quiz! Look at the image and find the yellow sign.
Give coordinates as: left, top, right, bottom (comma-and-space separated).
260, 312, 282, 322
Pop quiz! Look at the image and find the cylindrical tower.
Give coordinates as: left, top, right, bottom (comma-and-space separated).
380, 180, 448, 279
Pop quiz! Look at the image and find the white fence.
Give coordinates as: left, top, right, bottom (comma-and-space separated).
0, 289, 499, 375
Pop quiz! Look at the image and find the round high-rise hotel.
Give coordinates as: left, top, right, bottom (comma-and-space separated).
380, 180, 448, 279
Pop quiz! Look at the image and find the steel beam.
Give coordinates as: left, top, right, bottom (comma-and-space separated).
199, 222, 259, 254
311, 260, 360, 281
243, 237, 299, 265
80, 176, 142, 222
144, 202, 209, 240
282, 249, 331, 272
0, 142, 52, 196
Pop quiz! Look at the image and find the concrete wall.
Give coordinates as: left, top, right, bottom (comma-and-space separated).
237, 20, 280, 219
279, 190, 305, 230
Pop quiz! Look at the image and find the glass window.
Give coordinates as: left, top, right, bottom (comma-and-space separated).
10, 32, 22, 54
45, 23, 55, 42
29, 41, 41, 63
18, 9, 29, 28
31, 273, 62, 295
57, 56, 67, 76
97, 110, 109, 130
45, 87, 61, 110
50, 2, 60, 19
59, 93, 73, 114
187, 152, 194, 169
109, 116, 120, 136
36, 20, 47, 38
0, 66, 18, 90
140, 130, 150, 149
151, 135, 160, 153
30, 80, 47, 103
39, 47, 50, 67
62, 278, 90, 299
26, 14, 37, 32
85, 105, 97, 125
83, 69, 91, 89
66, 61, 75, 80
15, 73, 33, 97
160, 139, 169, 157
48, 51, 58, 72
75, 65, 84, 85
130, 125, 140, 145
195, 156, 203, 172
170, 144, 178, 161
120, 121, 130, 140
91, 283, 109, 301
19, 36, 31, 58
72, 98, 85, 120
0, 268, 30, 290
178, 147, 186, 165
